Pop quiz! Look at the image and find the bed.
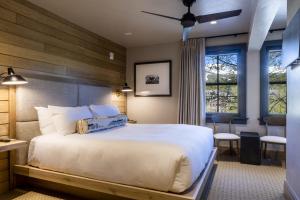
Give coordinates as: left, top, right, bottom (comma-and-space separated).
13, 78, 216, 200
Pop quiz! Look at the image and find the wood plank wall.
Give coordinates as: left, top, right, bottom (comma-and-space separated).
0, 0, 126, 85
0, 0, 127, 193
0, 86, 11, 193
0, 0, 127, 112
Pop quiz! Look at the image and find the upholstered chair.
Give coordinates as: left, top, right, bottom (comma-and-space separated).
212, 115, 240, 160
260, 116, 286, 163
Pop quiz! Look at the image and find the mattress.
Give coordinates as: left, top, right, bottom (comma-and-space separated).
28, 124, 213, 193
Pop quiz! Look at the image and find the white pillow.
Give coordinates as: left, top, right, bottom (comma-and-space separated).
48, 105, 93, 135
89, 104, 120, 117
35, 107, 57, 135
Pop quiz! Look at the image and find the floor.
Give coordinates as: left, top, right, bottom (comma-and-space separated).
207, 160, 286, 200
0, 154, 286, 200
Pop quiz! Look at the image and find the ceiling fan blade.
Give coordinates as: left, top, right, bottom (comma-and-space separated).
196, 9, 242, 24
182, 27, 192, 42
141, 11, 181, 21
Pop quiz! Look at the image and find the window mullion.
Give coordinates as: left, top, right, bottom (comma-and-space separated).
217, 55, 220, 113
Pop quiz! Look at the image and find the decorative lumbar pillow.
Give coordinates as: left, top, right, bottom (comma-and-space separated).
35, 107, 57, 135
48, 105, 93, 135
89, 104, 121, 117
77, 114, 128, 134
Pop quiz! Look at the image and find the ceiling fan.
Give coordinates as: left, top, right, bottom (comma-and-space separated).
142, 0, 242, 41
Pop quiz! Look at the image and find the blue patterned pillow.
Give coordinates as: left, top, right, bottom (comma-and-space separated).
77, 114, 128, 134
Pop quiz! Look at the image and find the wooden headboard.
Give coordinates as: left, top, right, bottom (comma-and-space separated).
15, 78, 113, 164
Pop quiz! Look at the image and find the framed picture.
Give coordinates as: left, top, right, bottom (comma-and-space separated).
134, 60, 172, 97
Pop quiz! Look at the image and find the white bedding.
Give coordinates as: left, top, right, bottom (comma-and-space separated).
28, 124, 213, 193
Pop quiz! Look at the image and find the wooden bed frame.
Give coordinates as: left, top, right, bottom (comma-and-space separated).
13, 148, 217, 200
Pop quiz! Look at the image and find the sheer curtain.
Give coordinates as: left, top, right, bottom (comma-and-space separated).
178, 38, 206, 125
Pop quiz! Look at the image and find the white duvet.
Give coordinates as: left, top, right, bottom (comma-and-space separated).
28, 124, 213, 193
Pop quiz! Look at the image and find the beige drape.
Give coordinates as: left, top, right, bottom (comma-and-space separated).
178, 38, 206, 125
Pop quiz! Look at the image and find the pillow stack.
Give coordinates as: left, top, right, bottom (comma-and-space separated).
35, 104, 126, 136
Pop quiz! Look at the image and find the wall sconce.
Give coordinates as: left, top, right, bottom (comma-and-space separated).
121, 83, 133, 92
109, 52, 114, 60
1, 67, 28, 85
115, 83, 133, 97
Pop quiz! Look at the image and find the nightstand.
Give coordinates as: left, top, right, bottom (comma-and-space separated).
0, 140, 27, 152
128, 120, 137, 124
0, 140, 27, 190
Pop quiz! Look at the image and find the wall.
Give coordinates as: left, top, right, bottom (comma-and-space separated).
286, 66, 300, 199
126, 33, 283, 137
285, 1, 300, 199
0, 0, 127, 193
287, 0, 300, 24
126, 42, 181, 123
0, 0, 127, 112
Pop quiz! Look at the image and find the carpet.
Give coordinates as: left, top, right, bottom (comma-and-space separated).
13, 192, 62, 200
207, 161, 286, 200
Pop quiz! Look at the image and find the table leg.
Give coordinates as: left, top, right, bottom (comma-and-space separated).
216, 140, 220, 161
8, 150, 16, 190
264, 143, 267, 158
236, 140, 239, 159
284, 144, 286, 167
260, 142, 263, 160
229, 141, 233, 155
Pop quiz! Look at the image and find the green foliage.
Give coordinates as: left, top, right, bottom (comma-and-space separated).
205, 53, 238, 113
205, 49, 287, 115
267, 50, 287, 114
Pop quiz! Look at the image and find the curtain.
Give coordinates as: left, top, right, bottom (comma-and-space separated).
178, 38, 206, 125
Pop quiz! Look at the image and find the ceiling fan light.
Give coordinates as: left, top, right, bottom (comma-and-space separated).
124, 32, 133, 36
142, 1, 241, 42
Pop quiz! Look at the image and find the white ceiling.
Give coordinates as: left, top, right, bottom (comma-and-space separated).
28, 0, 287, 48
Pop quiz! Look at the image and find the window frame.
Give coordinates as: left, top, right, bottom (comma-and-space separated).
260, 40, 286, 125
205, 44, 247, 124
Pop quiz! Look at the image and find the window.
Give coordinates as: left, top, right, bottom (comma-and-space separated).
260, 40, 286, 124
205, 44, 247, 124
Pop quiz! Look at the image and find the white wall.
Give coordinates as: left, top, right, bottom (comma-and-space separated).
126, 33, 283, 138
286, 66, 300, 199
285, 1, 300, 199
287, 0, 300, 24
126, 42, 181, 124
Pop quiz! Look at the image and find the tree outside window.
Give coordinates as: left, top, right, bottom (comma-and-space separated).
260, 40, 286, 125
205, 53, 238, 113
267, 49, 286, 114
206, 44, 247, 124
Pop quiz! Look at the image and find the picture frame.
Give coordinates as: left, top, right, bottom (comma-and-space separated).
134, 60, 172, 97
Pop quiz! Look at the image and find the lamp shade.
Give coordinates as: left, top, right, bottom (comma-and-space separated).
1, 68, 28, 85
121, 83, 133, 92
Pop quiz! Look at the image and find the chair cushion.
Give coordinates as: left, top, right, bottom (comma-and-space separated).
260, 136, 286, 144
214, 133, 240, 140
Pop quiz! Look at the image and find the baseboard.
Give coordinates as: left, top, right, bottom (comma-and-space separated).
284, 180, 299, 200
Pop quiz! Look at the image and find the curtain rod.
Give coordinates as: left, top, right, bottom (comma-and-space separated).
191, 28, 285, 40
